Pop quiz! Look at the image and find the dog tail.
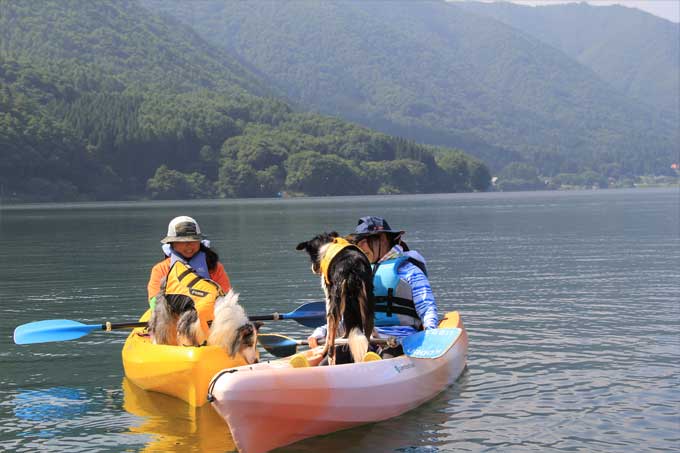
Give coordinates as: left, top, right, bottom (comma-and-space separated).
347, 326, 369, 364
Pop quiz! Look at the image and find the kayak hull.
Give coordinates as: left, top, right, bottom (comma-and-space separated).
209, 311, 468, 452
121, 309, 250, 407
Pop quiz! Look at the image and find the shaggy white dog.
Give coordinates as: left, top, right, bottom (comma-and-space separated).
208, 290, 261, 364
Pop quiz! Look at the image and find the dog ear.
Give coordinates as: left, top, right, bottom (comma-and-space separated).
229, 323, 255, 357
329, 231, 339, 238
296, 241, 308, 251
253, 321, 264, 331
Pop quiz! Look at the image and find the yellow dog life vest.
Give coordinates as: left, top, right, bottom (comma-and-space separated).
319, 237, 365, 285
164, 260, 225, 335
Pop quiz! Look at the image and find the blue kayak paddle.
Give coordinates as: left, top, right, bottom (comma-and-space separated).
249, 300, 326, 328
258, 328, 462, 359
13, 319, 146, 345
14, 300, 327, 345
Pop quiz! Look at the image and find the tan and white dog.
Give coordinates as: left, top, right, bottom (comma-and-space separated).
208, 290, 262, 364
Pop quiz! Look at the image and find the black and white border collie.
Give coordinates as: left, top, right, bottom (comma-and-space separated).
296, 232, 374, 364
149, 295, 206, 347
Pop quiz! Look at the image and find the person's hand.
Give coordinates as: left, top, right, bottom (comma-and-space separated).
307, 351, 324, 367
307, 335, 319, 348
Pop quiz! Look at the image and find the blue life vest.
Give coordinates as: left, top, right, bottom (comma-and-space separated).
168, 250, 210, 279
372, 256, 422, 328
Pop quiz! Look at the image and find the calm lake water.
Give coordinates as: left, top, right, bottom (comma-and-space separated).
1, 188, 678, 452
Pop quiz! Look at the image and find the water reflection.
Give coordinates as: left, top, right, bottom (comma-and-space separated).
14, 387, 91, 424
122, 378, 236, 453
11, 386, 93, 441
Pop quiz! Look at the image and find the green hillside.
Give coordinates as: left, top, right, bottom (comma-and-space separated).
0, 0, 487, 202
0, 0, 266, 95
457, 1, 680, 117
146, 0, 677, 178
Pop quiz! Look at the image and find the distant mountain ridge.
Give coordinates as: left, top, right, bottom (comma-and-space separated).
144, 0, 677, 177
457, 1, 680, 117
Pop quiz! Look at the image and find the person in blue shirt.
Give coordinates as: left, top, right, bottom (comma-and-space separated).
308, 216, 439, 358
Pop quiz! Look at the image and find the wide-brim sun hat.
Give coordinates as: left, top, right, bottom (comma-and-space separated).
161, 216, 205, 243
349, 216, 405, 242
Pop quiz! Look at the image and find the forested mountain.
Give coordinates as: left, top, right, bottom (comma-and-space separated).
0, 1, 266, 96
146, 0, 677, 179
0, 0, 488, 202
457, 1, 680, 117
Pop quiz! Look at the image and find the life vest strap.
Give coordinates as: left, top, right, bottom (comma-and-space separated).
375, 290, 418, 318
178, 268, 194, 281
174, 263, 224, 296
187, 275, 202, 288
374, 295, 416, 308
375, 304, 419, 319
164, 294, 196, 314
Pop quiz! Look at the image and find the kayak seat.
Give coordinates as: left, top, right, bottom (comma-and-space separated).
289, 353, 310, 368
363, 351, 382, 362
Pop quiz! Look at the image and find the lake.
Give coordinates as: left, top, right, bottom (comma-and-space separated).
1, 188, 678, 452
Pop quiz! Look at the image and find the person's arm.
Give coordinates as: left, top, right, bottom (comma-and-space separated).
402, 264, 438, 329
147, 260, 170, 307
307, 324, 328, 348
210, 262, 232, 293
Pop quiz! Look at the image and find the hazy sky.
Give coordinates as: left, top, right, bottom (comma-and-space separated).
452, 1, 680, 23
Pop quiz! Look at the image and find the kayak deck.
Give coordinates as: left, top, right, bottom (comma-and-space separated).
209, 311, 468, 452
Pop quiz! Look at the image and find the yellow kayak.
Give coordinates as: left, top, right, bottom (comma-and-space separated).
121, 309, 251, 407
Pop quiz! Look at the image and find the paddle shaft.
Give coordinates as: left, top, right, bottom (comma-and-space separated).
257, 333, 398, 358
93, 300, 328, 331
249, 313, 313, 322
105, 322, 148, 330
102, 312, 316, 329
14, 300, 327, 345
306, 337, 391, 347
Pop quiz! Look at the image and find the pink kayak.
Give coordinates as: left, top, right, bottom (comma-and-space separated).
208, 311, 468, 452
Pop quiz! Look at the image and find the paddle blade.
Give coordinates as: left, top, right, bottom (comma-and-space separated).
257, 334, 300, 358
283, 301, 326, 328
401, 328, 462, 359
286, 315, 325, 329
13, 320, 100, 345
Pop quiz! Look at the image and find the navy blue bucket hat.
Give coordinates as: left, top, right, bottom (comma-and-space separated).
351, 216, 405, 241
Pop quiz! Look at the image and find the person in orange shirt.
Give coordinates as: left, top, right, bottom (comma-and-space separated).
147, 216, 231, 306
